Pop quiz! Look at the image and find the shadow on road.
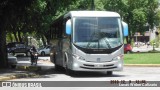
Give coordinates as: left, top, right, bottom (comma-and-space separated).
38, 68, 126, 78
16, 56, 126, 78
70, 72, 126, 78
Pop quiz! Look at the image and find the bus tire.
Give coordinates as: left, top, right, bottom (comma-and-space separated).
54, 64, 64, 71
66, 68, 75, 76
106, 71, 113, 76
64, 55, 75, 76
64, 56, 70, 75
54, 54, 62, 71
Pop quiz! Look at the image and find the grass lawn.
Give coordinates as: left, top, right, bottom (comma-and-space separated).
124, 53, 160, 64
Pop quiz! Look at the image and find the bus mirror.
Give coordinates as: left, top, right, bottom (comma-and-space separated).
66, 19, 71, 35
122, 21, 128, 36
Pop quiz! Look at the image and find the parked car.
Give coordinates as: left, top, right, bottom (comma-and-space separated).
8, 53, 17, 69
38, 45, 51, 56
124, 44, 132, 54
7, 42, 30, 56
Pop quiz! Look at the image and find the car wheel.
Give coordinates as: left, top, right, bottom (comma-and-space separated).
126, 50, 131, 54
11, 65, 16, 69
12, 51, 15, 56
41, 51, 45, 56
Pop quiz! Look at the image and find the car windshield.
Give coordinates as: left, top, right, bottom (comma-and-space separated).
73, 17, 123, 49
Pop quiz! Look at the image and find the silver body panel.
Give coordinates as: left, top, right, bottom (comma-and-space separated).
51, 11, 124, 72
54, 42, 124, 72
67, 45, 123, 71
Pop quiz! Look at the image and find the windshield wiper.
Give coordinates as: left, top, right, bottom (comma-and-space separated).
86, 32, 98, 49
100, 37, 111, 49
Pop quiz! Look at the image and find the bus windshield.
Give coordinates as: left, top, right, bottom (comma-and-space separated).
73, 17, 123, 49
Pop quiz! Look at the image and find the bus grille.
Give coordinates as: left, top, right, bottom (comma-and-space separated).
83, 64, 114, 67
80, 66, 117, 69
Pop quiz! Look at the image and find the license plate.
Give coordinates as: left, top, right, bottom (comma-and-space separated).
95, 64, 103, 67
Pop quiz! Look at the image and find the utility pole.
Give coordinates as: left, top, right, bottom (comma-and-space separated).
91, 0, 95, 10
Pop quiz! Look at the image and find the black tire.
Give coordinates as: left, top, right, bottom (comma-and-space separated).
53, 54, 60, 70
126, 51, 131, 54
41, 51, 45, 56
11, 65, 16, 69
12, 51, 15, 56
64, 56, 76, 76
66, 68, 75, 76
106, 71, 113, 76
54, 65, 63, 71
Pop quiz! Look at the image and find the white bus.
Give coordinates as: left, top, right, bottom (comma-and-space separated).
50, 11, 128, 75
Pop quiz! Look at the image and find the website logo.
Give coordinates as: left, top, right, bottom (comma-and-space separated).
2, 82, 11, 87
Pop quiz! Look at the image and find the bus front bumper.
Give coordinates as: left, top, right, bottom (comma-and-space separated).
70, 57, 123, 72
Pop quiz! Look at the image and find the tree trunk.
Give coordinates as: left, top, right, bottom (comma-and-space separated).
8, 32, 13, 42
13, 32, 19, 42
91, 0, 95, 10
41, 35, 46, 46
18, 30, 22, 42
0, 17, 8, 68
44, 34, 50, 45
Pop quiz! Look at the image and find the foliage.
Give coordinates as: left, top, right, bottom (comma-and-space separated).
3, 0, 160, 44
0, 0, 35, 68
103, 0, 160, 44
1, 0, 160, 68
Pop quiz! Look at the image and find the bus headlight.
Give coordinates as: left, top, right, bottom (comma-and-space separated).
73, 63, 79, 68
112, 54, 124, 61
73, 54, 85, 61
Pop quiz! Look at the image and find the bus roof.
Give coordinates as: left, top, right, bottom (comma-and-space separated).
64, 11, 121, 18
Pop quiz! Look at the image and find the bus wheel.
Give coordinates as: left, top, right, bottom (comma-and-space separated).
106, 71, 113, 76
65, 63, 75, 76
65, 63, 72, 75
54, 65, 63, 71
66, 68, 75, 76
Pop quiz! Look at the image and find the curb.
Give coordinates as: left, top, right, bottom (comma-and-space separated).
0, 66, 42, 81
16, 66, 42, 71
124, 64, 160, 67
0, 73, 39, 81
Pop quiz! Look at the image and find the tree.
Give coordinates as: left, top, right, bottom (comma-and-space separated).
103, 0, 160, 44
1, 0, 97, 67
31, 0, 79, 45
0, 0, 34, 68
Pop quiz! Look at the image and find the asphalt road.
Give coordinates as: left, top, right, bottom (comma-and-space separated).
10, 66, 160, 81
4, 66, 160, 90
2, 56, 160, 90
15, 56, 160, 81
